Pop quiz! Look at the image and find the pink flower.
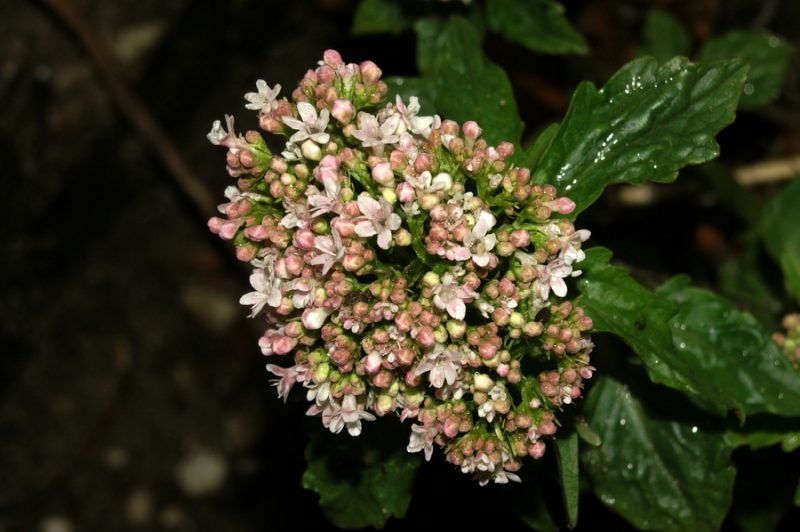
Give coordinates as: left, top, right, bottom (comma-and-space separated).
309, 229, 345, 274
432, 273, 478, 320
282, 102, 330, 144
414, 343, 465, 388
352, 112, 400, 155
324, 395, 376, 436
286, 277, 319, 309
266, 363, 307, 402
306, 175, 343, 217
354, 194, 402, 250
407, 423, 437, 461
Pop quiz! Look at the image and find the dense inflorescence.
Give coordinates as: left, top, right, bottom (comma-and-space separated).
207, 50, 594, 485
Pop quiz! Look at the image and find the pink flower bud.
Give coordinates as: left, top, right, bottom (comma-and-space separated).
323, 49, 343, 67
331, 98, 355, 124
529, 441, 546, 459
295, 228, 315, 250
359, 61, 382, 84
462, 121, 482, 141
235, 245, 257, 262
416, 326, 435, 348
274, 336, 297, 355
371, 161, 394, 186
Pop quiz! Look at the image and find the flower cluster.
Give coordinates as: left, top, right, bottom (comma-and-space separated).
774, 314, 800, 370
207, 50, 594, 485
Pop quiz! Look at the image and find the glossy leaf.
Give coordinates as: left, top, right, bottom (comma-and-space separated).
658, 278, 800, 419
534, 57, 748, 216
638, 9, 691, 63
487, 0, 588, 55
303, 426, 421, 529
577, 248, 800, 418
699, 30, 793, 109
582, 377, 736, 532
352, 0, 409, 36
761, 177, 800, 304
577, 248, 703, 401
555, 429, 580, 528
432, 17, 524, 145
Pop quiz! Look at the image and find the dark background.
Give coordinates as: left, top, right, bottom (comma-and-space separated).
2, 0, 799, 530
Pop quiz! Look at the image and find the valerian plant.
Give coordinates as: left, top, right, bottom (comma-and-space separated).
208, 1, 800, 530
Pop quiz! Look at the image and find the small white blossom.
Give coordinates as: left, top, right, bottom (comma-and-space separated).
352, 112, 400, 154
432, 273, 478, 320
354, 194, 402, 250
244, 80, 282, 112
282, 102, 330, 144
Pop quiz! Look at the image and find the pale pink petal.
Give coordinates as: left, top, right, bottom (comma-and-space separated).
377, 228, 392, 249
446, 299, 466, 320
302, 307, 333, 329
354, 221, 378, 237
551, 277, 568, 297
357, 194, 382, 218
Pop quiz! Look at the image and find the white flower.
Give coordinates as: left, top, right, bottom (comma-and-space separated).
352, 112, 400, 154
282, 102, 330, 144
207, 114, 236, 145
393, 96, 440, 137
309, 229, 345, 274
354, 194, 402, 250
306, 175, 343, 217
244, 80, 282, 112
534, 258, 580, 300
405, 171, 452, 195
461, 210, 497, 267
414, 343, 465, 388
432, 273, 478, 320
323, 395, 376, 436
239, 257, 282, 316
407, 424, 437, 461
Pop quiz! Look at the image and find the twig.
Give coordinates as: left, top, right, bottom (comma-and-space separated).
734, 155, 800, 186
44, 0, 216, 214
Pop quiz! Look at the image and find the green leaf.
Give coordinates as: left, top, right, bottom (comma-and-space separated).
577, 247, 800, 418
534, 57, 748, 216
657, 279, 800, 419
303, 424, 421, 529
555, 428, 580, 528
582, 377, 736, 532
724, 416, 800, 452
577, 248, 704, 402
431, 17, 524, 145
414, 17, 447, 75
503, 470, 559, 532
638, 9, 691, 62
487, 0, 588, 55
699, 30, 793, 109
352, 0, 409, 36
761, 177, 800, 303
